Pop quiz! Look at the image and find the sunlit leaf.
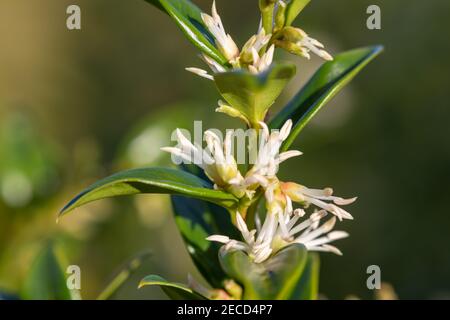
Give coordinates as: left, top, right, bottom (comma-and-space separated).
214, 63, 296, 127
270, 46, 383, 151
144, 0, 227, 64
219, 244, 309, 299
60, 167, 238, 216
139, 275, 207, 300
285, 0, 311, 26
290, 253, 320, 299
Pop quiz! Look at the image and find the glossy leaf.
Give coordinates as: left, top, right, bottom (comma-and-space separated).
172, 195, 239, 288
219, 244, 309, 299
169, 164, 239, 288
21, 244, 72, 300
144, 0, 227, 64
285, 0, 311, 26
139, 275, 207, 300
291, 253, 320, 300
214, 63, 296, 127
270, 46, 383, 151
60, 167, 238, 216
97, 252, 151, 300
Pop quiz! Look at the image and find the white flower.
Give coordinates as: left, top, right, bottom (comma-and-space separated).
161, 128, 246, 198
295, 29, 333, 61
208, 207, 349, 264
208, 212, 275, 263
244, 27, 271, 55
186, 4, 277, 80
186, 53, 227, 81
241, 28, 274, 74
249, 44, 275, 74
277, 209, 349, 255
245, 120, 302, 187
185, 67, 214, 81
201, 0, 240, 62
215, 100, 251, 125
204, 130, 245, 187
281, 182, 356, 220
186, 1, 239, 81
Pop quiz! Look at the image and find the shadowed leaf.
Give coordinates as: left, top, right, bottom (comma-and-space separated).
172, 195, 239, 288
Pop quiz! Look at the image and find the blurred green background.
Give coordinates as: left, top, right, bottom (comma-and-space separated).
0, 0, 449, 299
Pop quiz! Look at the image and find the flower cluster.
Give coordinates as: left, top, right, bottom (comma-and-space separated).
163, 0, 353, 264
186, 1, 333, 80
163, 119, 356, 263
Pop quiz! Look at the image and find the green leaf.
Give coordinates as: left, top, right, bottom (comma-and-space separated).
144, 0, 227, 65
291, 253, 320, 300
139, 275, 207, 300
219, 244, 309, 299
170, 164, 239, 289
214, 63, 296, 127
285, 0, 311, 26
60, 167, 238, 216
97, 252, 151, 300
270, 46, 383, 151
172, 195, 239, 288
21, 244, 72, 300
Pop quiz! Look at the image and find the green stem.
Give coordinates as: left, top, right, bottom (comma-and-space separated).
97, 252, 151, 300
259, 0, 275, 35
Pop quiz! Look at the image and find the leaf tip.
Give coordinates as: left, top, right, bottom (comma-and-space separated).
58, 201, 75, 219
137, 280, 146, 289
372, 44, 385, 54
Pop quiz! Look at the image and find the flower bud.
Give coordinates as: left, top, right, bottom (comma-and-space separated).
259, 0, 277, 10
240, 35, 257, 65
215, 100, 250, 126
274, 1, 287, 32
273, 39, 308, 58
280, 182, 306, 202
224, 280, 243, 300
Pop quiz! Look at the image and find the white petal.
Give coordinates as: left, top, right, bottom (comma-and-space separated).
296, 217, 337, 244
201, 54, 226, 73
185, 67, 214, 80
236, 212, 249, 234
254, 246, 272, 263
279, 119, 293, 141
334, 197, 358, 206
206, 235, 230, 243
277, 150, 303, 163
